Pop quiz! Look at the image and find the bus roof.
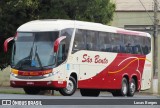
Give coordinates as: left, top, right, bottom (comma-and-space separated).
17, 19, 150, 37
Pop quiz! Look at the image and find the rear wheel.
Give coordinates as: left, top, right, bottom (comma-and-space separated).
127, 78, 136, 97
23, 87, 40, 95
59, 76, 77, 96
80, 89, 100, 97
112, 78, 128, 96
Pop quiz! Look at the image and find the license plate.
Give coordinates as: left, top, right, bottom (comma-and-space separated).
27, 82, 34, 85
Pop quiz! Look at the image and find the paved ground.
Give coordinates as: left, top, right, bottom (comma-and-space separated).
0, 86, 158, 96
0, 87, 159, 108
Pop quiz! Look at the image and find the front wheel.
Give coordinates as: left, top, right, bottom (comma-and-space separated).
23, 87, 40, 95
80, 89, 100, 97
59, 76, 77, 96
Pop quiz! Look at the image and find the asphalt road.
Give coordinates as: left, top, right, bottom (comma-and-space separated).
0, 90, 159, 108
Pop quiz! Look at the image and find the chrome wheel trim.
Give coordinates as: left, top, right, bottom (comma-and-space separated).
130, 82, 136, 94
64, 80, 74, 94
122, 81, 127, 95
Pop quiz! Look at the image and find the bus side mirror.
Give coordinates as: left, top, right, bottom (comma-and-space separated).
54, 36, 66, 53
4, 37, 14, 52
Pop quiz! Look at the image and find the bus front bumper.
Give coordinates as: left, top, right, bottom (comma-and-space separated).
10, 80, 67, 88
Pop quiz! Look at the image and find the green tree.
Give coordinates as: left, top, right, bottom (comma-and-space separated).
0, 0, 40, 69
37, 0, 115, 24
0, 0, 115, 69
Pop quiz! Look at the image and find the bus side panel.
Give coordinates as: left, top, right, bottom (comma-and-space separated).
71, 51, 117, 89
78, 53, 146, 90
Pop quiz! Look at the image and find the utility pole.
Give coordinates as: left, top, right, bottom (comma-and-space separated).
153, 0, 159, 94
154, 0, 158, 41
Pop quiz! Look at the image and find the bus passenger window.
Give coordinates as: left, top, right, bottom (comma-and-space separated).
86, 43, 92, 50
99, 32, 111, 52
124, 36, 133, 54
126, 44, 132, 53
132, 36, 143, 54
86, 31, 98, 51
120, 45, 126, 53
132, 45, 141, 54
143, 46, 149, 55
141, 37, 151, 55
109, 33, 123, 53
57, 28, 73, 64
72, 29, 86, 53
99, 32, 106, 51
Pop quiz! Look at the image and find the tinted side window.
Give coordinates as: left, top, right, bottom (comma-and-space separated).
86, 31, 98, 51
58, 28, 73, 64
99, 32, 124, 53
61, 28, 73, 51
123, 35, 134, 54
72, 29, 86, 53
132, 36, 143, 54
110, 33, 123, 53
141, 37, 151, 55
72, 30, 151, 55
99, 32, 111, 52
123, 35, 151, 55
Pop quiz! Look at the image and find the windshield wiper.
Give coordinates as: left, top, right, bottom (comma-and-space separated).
33, 45, 43, 70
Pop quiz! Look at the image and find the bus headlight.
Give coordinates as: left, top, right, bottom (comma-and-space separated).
43, 73, 54, 77
43, 71, 59, 77
11, 69, 18, 77
49, 73, 54, 76
10, 73, 17, 77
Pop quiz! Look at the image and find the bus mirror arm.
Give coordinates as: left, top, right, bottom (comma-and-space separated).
4, 37, 14, 52
54, 36, 66, 53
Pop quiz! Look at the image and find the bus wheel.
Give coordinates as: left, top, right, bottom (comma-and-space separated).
23, 87, 40, 95
59, 76, 77, 96
80, 89, 100, 97
127, 78, 136, 97
112, 78, 128, 96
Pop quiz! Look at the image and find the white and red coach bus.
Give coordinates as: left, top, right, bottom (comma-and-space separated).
4, 20, 152, 96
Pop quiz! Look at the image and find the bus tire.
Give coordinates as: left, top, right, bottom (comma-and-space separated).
112, 78, 128, 96
80, 89, 100, 97
59, 76, 77, 96
127, 78, 136, 97
23, 87, 40, 95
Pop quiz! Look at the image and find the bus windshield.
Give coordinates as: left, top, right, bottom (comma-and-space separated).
12, 32, 59, 70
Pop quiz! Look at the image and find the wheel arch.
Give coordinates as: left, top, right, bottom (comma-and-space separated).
131, 75, 138, 91
70, 72, 78, 83
123, 74, 129, 83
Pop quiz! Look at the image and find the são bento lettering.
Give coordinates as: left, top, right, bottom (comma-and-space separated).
82, 54, 108, 64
